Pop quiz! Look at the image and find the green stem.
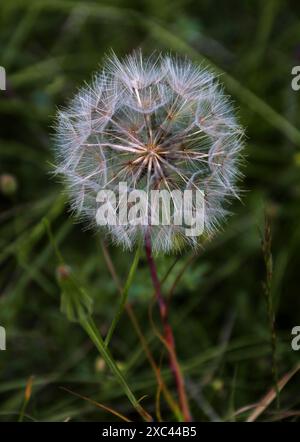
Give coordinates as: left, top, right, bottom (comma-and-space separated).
105, 245, 141, 346
80, 315, 152, 422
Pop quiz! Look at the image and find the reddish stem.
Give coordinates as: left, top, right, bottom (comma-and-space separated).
144, 232, 192, 422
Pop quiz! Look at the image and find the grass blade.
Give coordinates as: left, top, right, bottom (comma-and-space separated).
105, 244, 141, 346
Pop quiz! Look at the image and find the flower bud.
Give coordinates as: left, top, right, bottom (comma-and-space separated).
0, 174, 18, 197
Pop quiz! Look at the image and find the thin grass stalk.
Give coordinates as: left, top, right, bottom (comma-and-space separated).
144, 231, 192, 422
105, 244, 141, 346
262, 213, 280, 408
101, 240, 183, 420
80, 315, 152, 422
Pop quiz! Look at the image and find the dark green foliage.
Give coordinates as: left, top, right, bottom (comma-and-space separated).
1, 0, 300, 422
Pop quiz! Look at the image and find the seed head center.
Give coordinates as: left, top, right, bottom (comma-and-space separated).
146, 142, 157, 152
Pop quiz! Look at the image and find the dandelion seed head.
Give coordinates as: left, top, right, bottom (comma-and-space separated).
54, 51, 244, 253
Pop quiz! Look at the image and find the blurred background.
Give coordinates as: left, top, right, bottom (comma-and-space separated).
1, 0, 300, 422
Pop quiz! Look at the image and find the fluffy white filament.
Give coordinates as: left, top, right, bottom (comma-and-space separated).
54, 51, 244, 253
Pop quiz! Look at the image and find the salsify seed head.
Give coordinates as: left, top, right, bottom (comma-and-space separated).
54, 51, 244, 253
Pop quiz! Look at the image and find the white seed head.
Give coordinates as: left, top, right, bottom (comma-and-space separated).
54, 51, 244, 253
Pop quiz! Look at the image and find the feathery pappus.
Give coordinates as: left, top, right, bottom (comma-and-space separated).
54, 51, 244, 253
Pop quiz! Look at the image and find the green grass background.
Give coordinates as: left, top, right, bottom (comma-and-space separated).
1, 0, 300, 422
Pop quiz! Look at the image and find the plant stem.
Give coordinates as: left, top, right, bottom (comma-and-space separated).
105, 244, 141, 346
80, 315, 152, 422
262, 214, 280, 408
101, 240, 183, 421
144, 232, 192, 422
